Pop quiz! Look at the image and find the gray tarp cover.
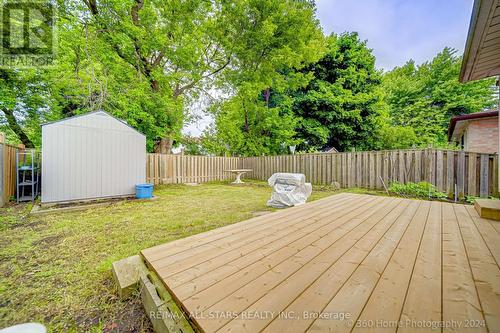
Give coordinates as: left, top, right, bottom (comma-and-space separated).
267, 173, 312, 208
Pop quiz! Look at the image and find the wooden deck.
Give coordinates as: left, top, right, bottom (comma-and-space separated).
141, 193, 500, 332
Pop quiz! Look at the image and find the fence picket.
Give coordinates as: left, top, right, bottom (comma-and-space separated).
480, 154, 489, 198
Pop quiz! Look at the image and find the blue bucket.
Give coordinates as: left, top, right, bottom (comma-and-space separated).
136, 183, 153, 199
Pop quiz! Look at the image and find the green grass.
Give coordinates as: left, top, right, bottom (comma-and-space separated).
0, 181, 341, 332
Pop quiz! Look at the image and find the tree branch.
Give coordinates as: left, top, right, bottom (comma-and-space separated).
82, 0, 98, 15
1, 108, 34, 148
174, 57, 231, 98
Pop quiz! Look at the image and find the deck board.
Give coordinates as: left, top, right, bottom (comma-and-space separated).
399, 201, 442, 333
141, 194, 500, 333
171, 196, 378, 299
442, 204, 486, 333
351, 201, 432, 333
262, 197, 407, 333
164, 195, 373, 286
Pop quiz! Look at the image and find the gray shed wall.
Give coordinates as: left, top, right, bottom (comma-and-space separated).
41, 111, 146, 203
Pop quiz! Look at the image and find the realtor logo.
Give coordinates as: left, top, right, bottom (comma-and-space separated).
0, 0, 56, 67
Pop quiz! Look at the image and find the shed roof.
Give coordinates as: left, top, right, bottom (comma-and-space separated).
460, 0, 500, 82
448, 109, 498, 141
42, 110, 145, 137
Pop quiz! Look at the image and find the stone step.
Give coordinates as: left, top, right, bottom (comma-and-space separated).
474, 199, 500, 221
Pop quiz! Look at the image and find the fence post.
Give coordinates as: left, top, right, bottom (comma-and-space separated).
0, 143, 4, 207
457, 151, 466, 199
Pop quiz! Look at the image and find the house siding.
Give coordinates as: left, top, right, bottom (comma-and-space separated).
466, 117, 498, 154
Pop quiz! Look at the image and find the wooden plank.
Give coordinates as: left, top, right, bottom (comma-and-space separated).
221, 198, 405, 333
383, 151, 389, 187
350, 153, 355, 187
457, 151, 466, 199
369, 152, 376, 189
190, 197, 397, 332
399, 201, 442, 333
307, 200, 421, 333
357, 152, 362, 187
335, 154, 341, 185
314, 154, 319, 185
442, 203, 486, 332
160, 154, 166, 183
322, 154, 327, 184
428, 149, 436, 185
141, 194, 500, 333
407, 150, 413, 183
343, 153, 348, 187
365, 151, 369, 187
468, 153, 478, 196
454, 205, 500, 331
354, 201, 431, 333
153, 205, 364, 286
376, 152, 382, 189
143, 194, 357, 262
414, 150, 422, 183
447, 151, 455, 198
263, 198, 410, 333
493, 155, 498, 195
173, 196, 382, 300
436, 150, 444, 191
308, 155, 314, 184
465, 205, 500, 265
398, 150, 405, 183
480, 154, 489, 197
326, 154, 332, 185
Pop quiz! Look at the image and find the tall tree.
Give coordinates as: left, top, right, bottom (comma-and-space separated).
285, 32, 385, 152
383, 47, 497, 146
79, 0, 231, 153
204, 0, 324, 156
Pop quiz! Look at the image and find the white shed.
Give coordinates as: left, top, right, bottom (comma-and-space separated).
41, 111, 146, 203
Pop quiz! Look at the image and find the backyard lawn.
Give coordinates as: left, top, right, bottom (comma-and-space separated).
0, 182, 341, 332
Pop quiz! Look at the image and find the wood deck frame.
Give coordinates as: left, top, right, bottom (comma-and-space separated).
141, 193, 500, 332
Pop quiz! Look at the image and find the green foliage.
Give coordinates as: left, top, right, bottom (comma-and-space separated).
204, 96, 299, 156
375, 124, 418, 150
1, 0, 325, 153
0, 69, 56, 147
181, 136, 207, 156
204, 0, 324, 156
2, 3, 496, 155
282, 32, 385, 152
465, 195, 480, 204
383, 48, 497, 147
389, 181, 447, 200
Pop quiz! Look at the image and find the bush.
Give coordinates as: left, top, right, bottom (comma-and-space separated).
389, 181, 447, 200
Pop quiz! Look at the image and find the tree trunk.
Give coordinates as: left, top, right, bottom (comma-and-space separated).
263, 88, 270, 106
155, 137, 173, 154
1, 108, 34, 148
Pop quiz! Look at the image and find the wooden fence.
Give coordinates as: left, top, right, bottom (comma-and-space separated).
146, 149, 498, 198
146, 154, 241, 184
0, 141, 24, 206
242, 149, 499, 198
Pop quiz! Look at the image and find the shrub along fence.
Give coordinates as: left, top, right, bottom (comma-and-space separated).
147, 149, 498, 199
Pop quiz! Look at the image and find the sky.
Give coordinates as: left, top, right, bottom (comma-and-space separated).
183, 0, 475, 137
315, 0, 474, 71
